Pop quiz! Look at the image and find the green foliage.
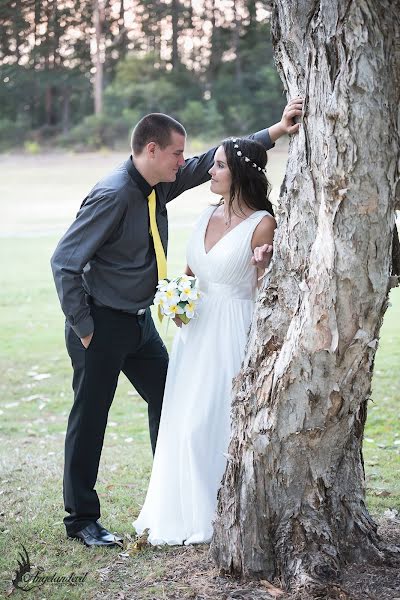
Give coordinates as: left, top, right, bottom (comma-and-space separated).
0, 117, 28, 151
105, 56, 203, 119
209, 22, 285, 134
0, 4, 285, 151
24, 140, 41, 154
59, 113, 132, 150
179, 100, 225, 138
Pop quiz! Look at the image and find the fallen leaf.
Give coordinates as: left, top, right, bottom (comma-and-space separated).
21, 395, 41, 402
260, 579, 285, 597
32, 373, 51, 381
97, 566, 111, 581
383, 508, 399, 520
125, 529, 150, 555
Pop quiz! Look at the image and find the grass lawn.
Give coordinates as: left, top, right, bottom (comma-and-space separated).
0, 150, 398, 599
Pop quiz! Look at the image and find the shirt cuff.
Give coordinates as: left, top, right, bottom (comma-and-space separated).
71, 315, 94, 338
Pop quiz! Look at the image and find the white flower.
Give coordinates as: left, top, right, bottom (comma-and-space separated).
154, 274, 200, 322
184, 301, 196, 319
165, 303, 184, 317
157, 279, 169, 291
179, 283, 199, 301
160, 281, 179, 304
165, 291, 180, 305
237, 151, 242, 156
153, 291, 168, 307
177, 275, 194, 290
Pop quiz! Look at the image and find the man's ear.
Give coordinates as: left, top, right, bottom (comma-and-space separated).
146, 141, 157, 159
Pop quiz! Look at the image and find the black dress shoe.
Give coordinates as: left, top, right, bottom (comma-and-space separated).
68, 520, 123, 547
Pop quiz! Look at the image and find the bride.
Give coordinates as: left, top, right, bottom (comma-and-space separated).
133, 136, 276, 545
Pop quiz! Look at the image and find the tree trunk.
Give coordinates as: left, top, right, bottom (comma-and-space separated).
232, 0, 242, 87
207, 0, 218, 81
211, 0, 400, 591
14, 0, 21, 62
93, 0, 104, 115
118, 0, 127, 60
171, 0, 179, 69
62, 86, 70, 134
45, 86, 55, 126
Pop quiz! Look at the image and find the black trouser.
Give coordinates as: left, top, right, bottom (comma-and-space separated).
63, 305, 168, 535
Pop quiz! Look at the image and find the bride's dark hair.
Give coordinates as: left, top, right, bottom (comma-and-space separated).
220, 138, 274, 218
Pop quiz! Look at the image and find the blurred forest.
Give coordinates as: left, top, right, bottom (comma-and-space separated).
0, 0, 284, 151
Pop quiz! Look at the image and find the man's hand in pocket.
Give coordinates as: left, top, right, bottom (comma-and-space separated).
80, 332, 94, 348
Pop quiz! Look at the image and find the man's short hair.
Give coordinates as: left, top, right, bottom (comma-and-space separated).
131, 113, 186, 155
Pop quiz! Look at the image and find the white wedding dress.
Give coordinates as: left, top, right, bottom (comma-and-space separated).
133, 205, 270, 545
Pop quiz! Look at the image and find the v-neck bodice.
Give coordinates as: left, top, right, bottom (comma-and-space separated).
203, 207, 265, 255
187, 205, 270, 301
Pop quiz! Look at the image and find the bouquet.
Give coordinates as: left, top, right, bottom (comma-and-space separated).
154, 275, 201, 324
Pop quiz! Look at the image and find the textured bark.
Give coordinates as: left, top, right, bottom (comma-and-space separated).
211, 0, 400, 589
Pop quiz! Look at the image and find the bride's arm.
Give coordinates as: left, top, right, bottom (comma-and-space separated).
251, 216, 276, 286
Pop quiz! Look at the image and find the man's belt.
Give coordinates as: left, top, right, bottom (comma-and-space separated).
87, 295, 147, 316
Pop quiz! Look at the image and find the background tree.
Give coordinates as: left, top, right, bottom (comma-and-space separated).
93, 0, 104, 115
0, 0, 285, 149
211, 0, 400, 594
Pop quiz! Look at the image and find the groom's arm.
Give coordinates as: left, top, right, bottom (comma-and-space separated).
160, 128, 273, 203
160, 97, 303, 202
50, 190, 126, 339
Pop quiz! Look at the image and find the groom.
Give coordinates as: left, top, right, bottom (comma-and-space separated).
51, 99, 303, 547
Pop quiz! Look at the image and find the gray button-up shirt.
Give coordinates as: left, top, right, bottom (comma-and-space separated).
51, 129, 274, 337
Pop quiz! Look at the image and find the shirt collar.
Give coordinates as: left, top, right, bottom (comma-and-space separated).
125, 156, 153, 197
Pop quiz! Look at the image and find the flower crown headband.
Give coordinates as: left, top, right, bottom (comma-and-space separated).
230, 138, 267, 174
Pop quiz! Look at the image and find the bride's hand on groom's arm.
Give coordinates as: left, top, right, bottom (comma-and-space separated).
268, 97, 303, 143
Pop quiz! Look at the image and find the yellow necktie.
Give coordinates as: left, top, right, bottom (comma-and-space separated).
148, 190, 167, 282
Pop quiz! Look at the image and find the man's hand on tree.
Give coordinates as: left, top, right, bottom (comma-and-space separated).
269, 97, 303, 142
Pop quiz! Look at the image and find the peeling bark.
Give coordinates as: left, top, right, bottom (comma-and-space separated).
211, 0, 400, 590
